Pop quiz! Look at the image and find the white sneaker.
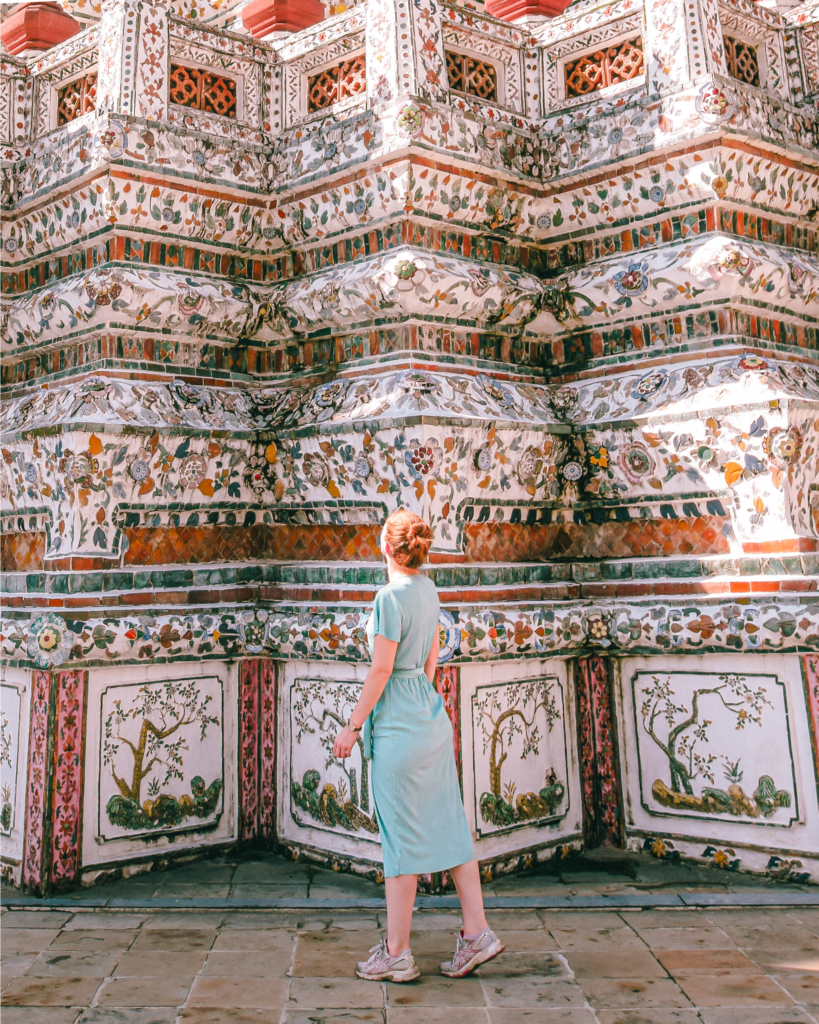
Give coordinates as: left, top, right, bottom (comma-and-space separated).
356, 939, 420, 982
440, 927, 505, 977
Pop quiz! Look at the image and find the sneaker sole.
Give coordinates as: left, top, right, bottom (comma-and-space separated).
356, 967, 420, 983
440, 940, 505, 978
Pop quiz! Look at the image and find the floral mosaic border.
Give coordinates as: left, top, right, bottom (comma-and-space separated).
5, 598, 818, 671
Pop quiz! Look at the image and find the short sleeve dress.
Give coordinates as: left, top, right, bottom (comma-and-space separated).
364, 573, 476, 877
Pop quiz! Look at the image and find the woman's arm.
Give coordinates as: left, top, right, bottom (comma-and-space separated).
333, 633, 398, 758
424, 628, 440, 685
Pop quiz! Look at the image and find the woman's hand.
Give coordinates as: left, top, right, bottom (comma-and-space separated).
333, 725, 360, 759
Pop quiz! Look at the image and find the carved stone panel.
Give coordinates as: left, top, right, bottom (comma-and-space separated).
82, 662, 236, 867
617, 654, 819, 873
278, 660, 380, 861
0, 666, 30, 884
460, 659, 582, 860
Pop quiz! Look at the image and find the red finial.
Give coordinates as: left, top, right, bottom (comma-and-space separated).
242, 0, 325, 38
1, 2, 81, 56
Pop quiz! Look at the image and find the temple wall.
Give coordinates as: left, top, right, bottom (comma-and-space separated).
1, 0, 818, 894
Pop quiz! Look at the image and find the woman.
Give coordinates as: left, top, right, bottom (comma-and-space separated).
333, 509, 504, 982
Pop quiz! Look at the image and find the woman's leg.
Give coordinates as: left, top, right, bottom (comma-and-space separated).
385, 874, 418, 956
450, 859, 488, 936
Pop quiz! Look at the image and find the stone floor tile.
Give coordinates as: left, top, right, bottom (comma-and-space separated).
309, 886, 381, 900
772, 973, 819, 1003
153, 884, 231, 898
576, 977, 691, 1009
561, 873, 635, 884
541, 913, 626, 931
298, 918, 341, 932
618, 911, 711, 928
0, 1010, 84, 1024
594, 1012, 703, 1024
490, 878, 565, 897
716, 926, 819, 950
654, 948, 759, 973
49, 930, 138, 952
95, 976, 195, 1006
386, 1009, 481, 1023
75, 1010, 179, 1024
486, 913, 545, 932
1, 951, 38, 981
203, 951, 292, 976
156, 864, 234, 884
212, 929, 297, 952
705, 910, 799, 926
674, 972, 796, 1006
491, 931, 560, 953
139, 912, 225, 929
293, 930, 382, 964
2, 929, 62, 951
562, 950, 667, 978
487, 1012, 599, 1024
698, 1009, 817, 1024
63, 915, 146, 931
745, 948, 819, 974
187, 976, 290, 1008
386, 976, 485, 1007
285, 1012, 384, 1024
231, 861, 311, 883
288, 977, 384, 1009
326, 916, 383, 931
179, 1011, 288, 1024
407, 931, 465, 956
25, 951, 119, 976
114, 951, 207, 976
221, 912, 303, 929
2, 975, 106, 1006
482, 978, 587, 1008
232, 884, 311, 899
1, 912, 72, 929
128, 929, 217, 951
634, 927, 736, 950
475, 952, 569, 980
406, 914, 464, 931
310, 871, 383, 893
549, 927, 646, 952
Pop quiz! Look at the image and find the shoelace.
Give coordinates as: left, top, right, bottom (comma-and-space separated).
450, 933, 484, 968
365, 941, 394, 971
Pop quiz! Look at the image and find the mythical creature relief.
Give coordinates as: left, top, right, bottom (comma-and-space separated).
471, 678, 568, 836
290, 678, 379, 838
100, 677, 224, 838
636, 670, 796, 823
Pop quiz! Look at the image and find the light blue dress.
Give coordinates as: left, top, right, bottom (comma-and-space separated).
364, 573, 476, 877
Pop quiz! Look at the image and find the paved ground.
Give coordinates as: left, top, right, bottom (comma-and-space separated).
3, 851, 819, 1023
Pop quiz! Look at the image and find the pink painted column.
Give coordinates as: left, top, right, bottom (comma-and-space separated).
22, 671, 53, 895
238, 659, 277, 844
575, 655, 623, 849
803, 654, 819, 806
435, 664, 461, 779
22, 669, 87, 896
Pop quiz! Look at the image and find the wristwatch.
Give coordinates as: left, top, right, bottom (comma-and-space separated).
347, 716, 361, 733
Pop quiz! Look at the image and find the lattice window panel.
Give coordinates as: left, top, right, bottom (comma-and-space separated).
307, 54, 366, 112
564, 37, 644, 97
170, 64, 237, 118
57, 72, 97, 125
445, 50, 498, 101
724, 35, 760, 87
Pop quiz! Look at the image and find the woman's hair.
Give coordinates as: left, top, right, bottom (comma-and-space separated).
383, 509, 433, 569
